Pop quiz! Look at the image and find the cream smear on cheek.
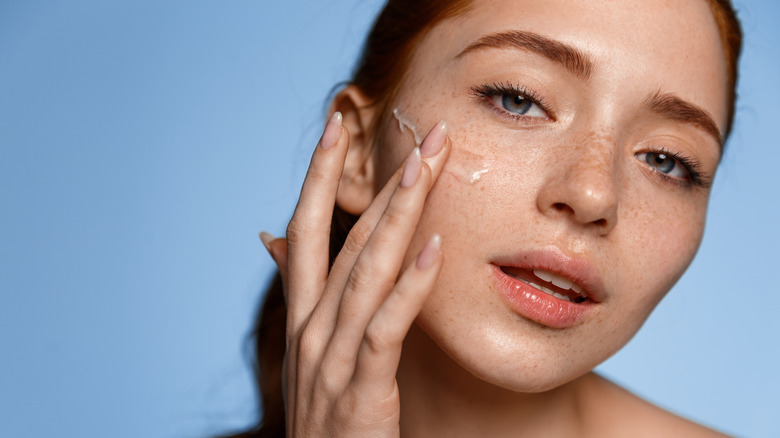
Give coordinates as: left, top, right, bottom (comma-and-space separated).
392, 108, 424, 146
392, 107, 490, 184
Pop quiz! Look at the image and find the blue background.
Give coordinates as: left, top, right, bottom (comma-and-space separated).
1, 1, 778, 437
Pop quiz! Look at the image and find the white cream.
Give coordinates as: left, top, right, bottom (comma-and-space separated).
392, 108, 424, 146
469, 168, 490, 183
393, 107, 491, 185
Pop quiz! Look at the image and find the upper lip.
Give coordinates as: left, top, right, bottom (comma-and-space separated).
491, 247, 607, 303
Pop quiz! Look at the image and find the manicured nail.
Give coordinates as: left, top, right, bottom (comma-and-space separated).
259, 231, 275, 251
420, 120, 447, 158
416, 234, 441, 270
321, 111, 342, 150
400, 147, 421, 188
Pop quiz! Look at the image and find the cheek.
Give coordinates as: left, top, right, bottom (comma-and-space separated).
629, 189, 706, 285
608, 186, 708, 334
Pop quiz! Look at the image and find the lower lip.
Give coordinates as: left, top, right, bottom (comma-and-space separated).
491, 265, 593, 328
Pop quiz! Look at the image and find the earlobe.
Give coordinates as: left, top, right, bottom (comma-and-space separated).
331, 85, 378, 215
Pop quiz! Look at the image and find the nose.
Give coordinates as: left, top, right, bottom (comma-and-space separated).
536, 136, 619, 235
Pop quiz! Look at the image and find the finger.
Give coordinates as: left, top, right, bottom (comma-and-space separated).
317, 147, 432, 378
329, 121, 449, 295
260, 232, 288, 270
306, 121, 450, 337
351, 234, 442, 398
285, 112, 349, 329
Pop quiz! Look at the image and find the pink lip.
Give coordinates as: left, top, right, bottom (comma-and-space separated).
491, 248, 606, 329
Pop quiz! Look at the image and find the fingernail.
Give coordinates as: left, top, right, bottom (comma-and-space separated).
259, 231, 275, 251
321, 111, 342, 150
416, 234, 441, 270
400, 147, 421, 188
420, 120, 447, 158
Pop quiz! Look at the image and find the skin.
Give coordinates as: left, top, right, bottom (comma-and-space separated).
265, 0, 731, 436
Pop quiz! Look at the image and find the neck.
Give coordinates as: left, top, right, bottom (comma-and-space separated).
397, 324, 591, 437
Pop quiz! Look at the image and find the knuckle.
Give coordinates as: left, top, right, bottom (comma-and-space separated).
346, 261, 390, 294
342, 223, 371, 256
363, 320, 401, 354
345, 262, 372, 292
296, 326, 322, 359
381, 204, 408, 229
314, 366, 345, 398
285, 219, 310, 245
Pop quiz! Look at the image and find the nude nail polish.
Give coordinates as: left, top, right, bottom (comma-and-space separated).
259, 231, 275, 251
401, 147, 422, 188
321, 111, 342, 150
416, 234, 441, 270
420, 120, 447, 158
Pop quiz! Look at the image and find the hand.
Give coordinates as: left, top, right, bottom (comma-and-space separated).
262, 111, 451, 437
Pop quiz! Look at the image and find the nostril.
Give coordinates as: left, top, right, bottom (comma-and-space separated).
551, 202, 609, 228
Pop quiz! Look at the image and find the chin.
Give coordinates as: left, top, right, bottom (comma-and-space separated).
413, 304, 623, 394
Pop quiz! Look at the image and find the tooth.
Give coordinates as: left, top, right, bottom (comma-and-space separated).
543, 286, 571, 302
551, 276, 573, 290
533, 269, 554, 283
571, 283, 584, 294
522, 279, 574, 302
533, 269, 573, 290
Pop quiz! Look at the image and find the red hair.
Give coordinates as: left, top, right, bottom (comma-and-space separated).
706, 0, 743, 138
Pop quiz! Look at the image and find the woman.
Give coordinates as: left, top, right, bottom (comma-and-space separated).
235, 0, 742, 436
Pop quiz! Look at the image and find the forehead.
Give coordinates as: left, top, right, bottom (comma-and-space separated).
412, 0, 729, 129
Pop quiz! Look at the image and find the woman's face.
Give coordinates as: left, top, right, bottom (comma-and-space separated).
367, 0, 727, 391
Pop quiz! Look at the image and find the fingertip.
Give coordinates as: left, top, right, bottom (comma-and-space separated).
260, 231, 275, 251
260, 232, 289, 268
400, 147, 422, 188
420, 120, 447, 158
416, 234, 442, 270
321, 111, 343, 150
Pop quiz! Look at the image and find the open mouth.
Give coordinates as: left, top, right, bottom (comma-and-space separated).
500, 266, 588, 304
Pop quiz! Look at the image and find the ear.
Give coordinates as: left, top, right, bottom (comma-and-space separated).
330, 85, 378, 215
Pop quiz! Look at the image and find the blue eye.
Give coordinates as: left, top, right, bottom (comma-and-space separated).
471, 82, 550, 120
502, 94, 532, 114
636, 151, 688, 179
494, 93, 546, 118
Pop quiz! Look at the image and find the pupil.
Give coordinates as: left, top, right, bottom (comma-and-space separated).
502, 94, 531, 114
647, 153, 675, 173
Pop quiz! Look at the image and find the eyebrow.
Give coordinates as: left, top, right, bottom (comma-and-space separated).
643, 91, 723, 146
456, 30, 594, 79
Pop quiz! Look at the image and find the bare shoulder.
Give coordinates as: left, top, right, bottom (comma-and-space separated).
579, 373, 731, 438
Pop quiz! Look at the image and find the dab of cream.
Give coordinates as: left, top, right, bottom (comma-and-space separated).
393, 108, 490, 185
392, 108, 424, 146
470, 168, 490, 183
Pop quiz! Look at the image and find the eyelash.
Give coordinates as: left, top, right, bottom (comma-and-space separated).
470, 82, 554, 122
642, 147, 712, 189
